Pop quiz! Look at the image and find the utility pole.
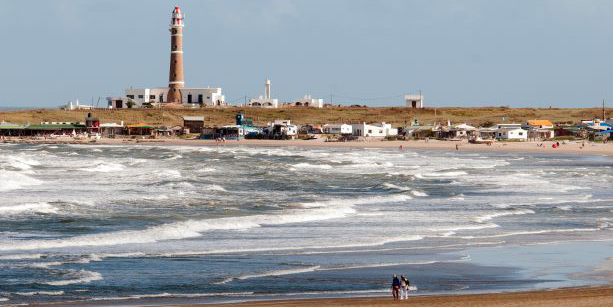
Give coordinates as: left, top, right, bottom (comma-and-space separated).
603, 99, 606, 120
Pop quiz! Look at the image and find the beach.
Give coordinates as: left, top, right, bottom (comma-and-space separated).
2, 137, 613, 156
179, 286, 613, 307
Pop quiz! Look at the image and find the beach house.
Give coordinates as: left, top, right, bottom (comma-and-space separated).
264, 120, 298, 139
523, 120, 555, 140
182, 116, 205, 134
496, 128, 527, 141
351, 122, 398, 138
322, 124, 352, 135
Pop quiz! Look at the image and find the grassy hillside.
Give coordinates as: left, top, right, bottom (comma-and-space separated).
0, 107, 610, 127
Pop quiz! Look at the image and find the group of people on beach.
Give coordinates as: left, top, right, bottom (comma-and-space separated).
391, 274, 411, 300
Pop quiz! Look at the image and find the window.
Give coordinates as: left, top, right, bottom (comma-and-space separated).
127, 95, 134, 99
138, 95, 144, 98
174, 60, 177, 64
519, 132, 523, 136
150, 95, 155, 99
173, 45, 177, 50
172, 29, 177, 34
368, 129, 372, 133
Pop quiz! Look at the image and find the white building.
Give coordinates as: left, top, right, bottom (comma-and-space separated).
351, 122, 398, 137
287, 95, 324, 108
63, 100, 94, 110
496, 128, 528, 141
405, 94, 424, 108
322, 124, 352, 135
248, 79, 279, 108
266, 120, 297, 137
107, 87, 225, 108
496, 123, 522, 130
449, 123, 477, 138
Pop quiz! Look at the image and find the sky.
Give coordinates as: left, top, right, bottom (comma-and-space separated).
1, 0, 613, 108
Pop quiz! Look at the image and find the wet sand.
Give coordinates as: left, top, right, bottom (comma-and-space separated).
3, 137, 613, 157
166, 286, 613, 307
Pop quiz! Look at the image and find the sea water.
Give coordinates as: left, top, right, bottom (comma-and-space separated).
0, 144, 611, 305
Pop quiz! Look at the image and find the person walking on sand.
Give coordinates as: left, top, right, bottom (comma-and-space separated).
391, 275, 401, 300
400, 275, 410, 300
455, 144, 459, 151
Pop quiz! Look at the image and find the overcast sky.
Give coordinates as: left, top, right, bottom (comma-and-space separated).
1, 0, 612, 107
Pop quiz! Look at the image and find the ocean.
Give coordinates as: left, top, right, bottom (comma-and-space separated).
0, 143, 611, 305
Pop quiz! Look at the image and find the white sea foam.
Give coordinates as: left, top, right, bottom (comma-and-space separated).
0, 195, 411, 251
198, 167, 216, 172
0, 202, 58, 215
216, 266, 321, 284
205, 184, 227, 192
15, 291, 64, 296
555, 205, 573, 211
90, 292, 255, 301
0, 253, 43, 260
460, 228, 599, 239
45, 269, 102, 286
24, 261, 64, 269
166, 154, 183, 160
411, 190, 428, 197
420, 171, 468, 177
0, 297, 7, 301
0, 170, 42, 191
473, 209, 535, 223
3, 155, 41, 170
382, 183, 410, 191
292, 163, 333, 170
79, 162, 125, 173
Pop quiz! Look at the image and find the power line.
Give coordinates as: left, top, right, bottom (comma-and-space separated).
331, 93, 405, 101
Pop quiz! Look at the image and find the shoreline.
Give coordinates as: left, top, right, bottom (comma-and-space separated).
2, 137, 613, 157
147, 286, 613, 307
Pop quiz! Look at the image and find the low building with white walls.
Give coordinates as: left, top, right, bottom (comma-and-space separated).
322, 124, 352, 135
63, 100, 94, 110
496, 123, 522, 130
265, 119, 297, 138
351, 122, 398, 137
287, 95, 324, 108
405, 94, 424, 108
496, 128, 528, 141
107, 87, 225, 109
248, 79, 279, 108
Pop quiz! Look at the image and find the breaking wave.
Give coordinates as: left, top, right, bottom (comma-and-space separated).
0, 202, 58, 215
0, 195, 411, 251
45, 269, 102, 286
0, 171, 42, 191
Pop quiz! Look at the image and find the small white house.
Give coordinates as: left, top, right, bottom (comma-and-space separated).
405, 94, 424, 108
289, 95, 324, 108
351, 122, 398, 137
496, 128, 527, 141
322, 124, 352, 135
267, 119, 297, 137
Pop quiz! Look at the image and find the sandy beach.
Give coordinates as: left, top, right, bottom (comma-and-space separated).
3, 137, 613, 157
165, 286, 613, 307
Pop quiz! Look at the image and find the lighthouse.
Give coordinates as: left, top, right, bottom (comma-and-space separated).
167, 6, 185, 104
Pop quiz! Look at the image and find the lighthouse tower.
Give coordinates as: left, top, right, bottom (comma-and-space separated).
167, 6, 185, 104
